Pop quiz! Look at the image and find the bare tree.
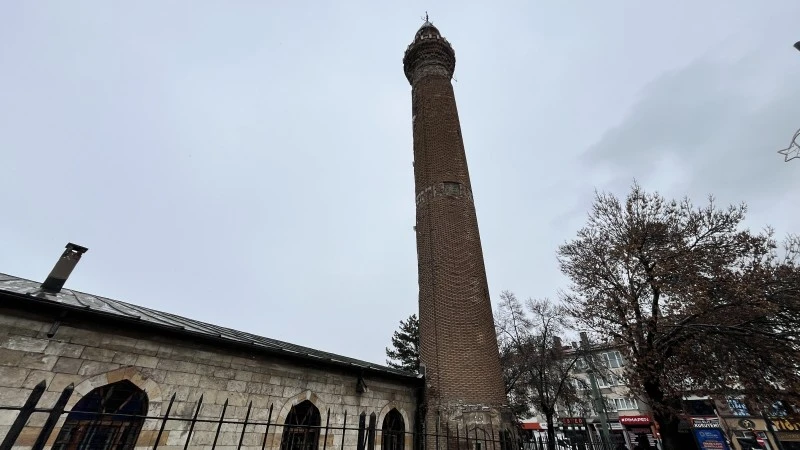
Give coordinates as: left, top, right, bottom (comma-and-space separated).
557, 183, 800, 450
495, 292, 591, 450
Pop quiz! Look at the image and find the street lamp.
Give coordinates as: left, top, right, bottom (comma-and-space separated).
777, 41, 800, 162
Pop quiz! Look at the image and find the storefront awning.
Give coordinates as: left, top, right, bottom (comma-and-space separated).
520, 422, 543, 431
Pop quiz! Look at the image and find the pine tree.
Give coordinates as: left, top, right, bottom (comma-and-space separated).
385, 314, 420, 373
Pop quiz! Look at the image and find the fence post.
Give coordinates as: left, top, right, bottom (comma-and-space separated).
358, 412, 367, 450
323, 409, 331, 450
0, 380, 47, 450
237, 401, 253, 450
262, 403, 273, 450
212, 399, 229, 450
184, 394, 204, 450
488, 419, 496, 450
31, 383, 74, 450
153, 393, 176, 450
341, 411, 348, 450
367, 413, 376, 450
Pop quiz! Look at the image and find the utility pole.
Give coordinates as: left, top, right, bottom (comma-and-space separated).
581, 333, 611, 449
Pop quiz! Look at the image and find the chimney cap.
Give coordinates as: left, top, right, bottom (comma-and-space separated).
65, 242, 89, 253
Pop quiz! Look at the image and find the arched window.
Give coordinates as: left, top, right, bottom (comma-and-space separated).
52, 380, 147, 450
281, 400, 321, 450
381, 409, 405, 450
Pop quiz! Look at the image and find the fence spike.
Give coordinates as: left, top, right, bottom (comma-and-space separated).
212, 399, 229, 450
184, 394, 204, 450
237, 401, 253, 450
0, 380, 46, 450
152, 392, 176, 450
31, 382, 74, 450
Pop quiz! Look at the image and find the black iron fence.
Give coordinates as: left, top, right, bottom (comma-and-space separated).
0, 380, 619, 450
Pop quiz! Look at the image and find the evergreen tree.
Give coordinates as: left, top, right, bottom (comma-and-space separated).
385, 314, 420, 373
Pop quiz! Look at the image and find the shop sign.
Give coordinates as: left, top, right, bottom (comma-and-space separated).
693, 429, 731, 450
769, 416, 800, 432
693, 418, 722, 429
737, 419, 757, 430
776, 431, 800, 442
619, 416, 651, 425
560, 417, 585, 425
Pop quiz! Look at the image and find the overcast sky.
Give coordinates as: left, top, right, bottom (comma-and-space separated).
2, 1, 798, 366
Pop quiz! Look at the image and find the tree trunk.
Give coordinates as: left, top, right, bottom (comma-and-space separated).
654, 413, 683, 450
545, 412, 556, 450
643, 380, 688, 450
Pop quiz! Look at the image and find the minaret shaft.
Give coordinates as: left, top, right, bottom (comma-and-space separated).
404, 22, 510, 440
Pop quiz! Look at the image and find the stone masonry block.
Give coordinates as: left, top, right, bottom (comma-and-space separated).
227, 380, 247, 393
234, 371, 252, 382
112, 352, 138, 365
157, 359, 197, 374
213, 367, 235, 379
52, 357, 83, 374
48, 373, 83, 392
0, 336, 49, 353
134, 340, 161, 356
0, 348, 24, 366
0, 366, 30, 388
77, 360, 119, 377
198, 376, 227, 391
43, 341, 84, 358
19, 353, 58, 371
0, 410, 19, 426
164, 372, 200, 387
81, 346, 117, 362
135, 355, 159, 368
22, 370, 55, 389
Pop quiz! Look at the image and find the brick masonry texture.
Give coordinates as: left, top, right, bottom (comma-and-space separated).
404, 24, 508, 425
0, 308, 417, 450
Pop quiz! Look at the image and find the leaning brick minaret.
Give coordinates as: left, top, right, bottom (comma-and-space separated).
403, 20, 510, 444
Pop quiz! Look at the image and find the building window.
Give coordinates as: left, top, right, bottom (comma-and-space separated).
601, 351, 624, 369
727, 397, 750, 416
382, 409, 404, 450
52, 380, 147, 450
684, 399, 715, 416
442, 182, 461, 196
597, 373, 619, 388
613, 398, 638, 411
281, 400, 321, 450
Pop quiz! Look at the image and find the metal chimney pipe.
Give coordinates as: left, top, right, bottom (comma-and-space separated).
41, 243, 88, 293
